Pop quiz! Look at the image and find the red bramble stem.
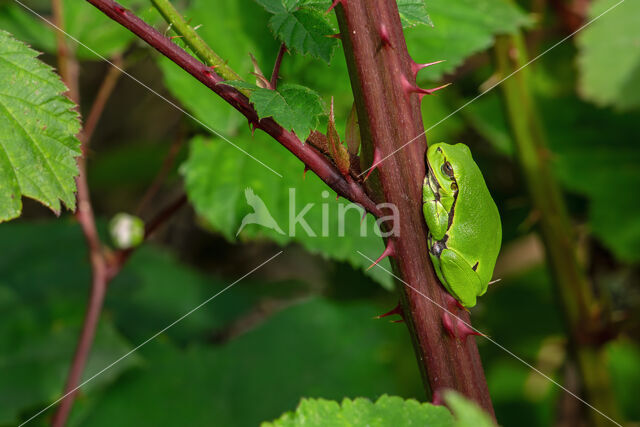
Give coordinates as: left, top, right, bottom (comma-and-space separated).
85, 0, 382, 218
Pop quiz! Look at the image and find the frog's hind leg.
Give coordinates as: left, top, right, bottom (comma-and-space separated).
438, 248, 483, 308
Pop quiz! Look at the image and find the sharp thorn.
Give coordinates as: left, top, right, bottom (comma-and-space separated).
375, 301, 403, 320
411, 59, 445, 78
326, 0, 342, 14
363, 146, 382, 182
442, 311, 457, 339
303, 166, 309, 179
431, 389, 444, 406
400, 74, 450, 101
454, 318, 484, 341
326, 33, 342, 39
488, 278, 502, 285
379, 23, 392, 47
444, 293, 466, 311
367, 239, 395, 270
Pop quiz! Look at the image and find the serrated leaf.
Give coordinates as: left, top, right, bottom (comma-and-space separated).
576, 0, 640, 110
0, 30, 81, 222
263, 395, 454, 426
397, 0, 433, 28
182, 135, 393, 289
78, 299, 419, 425
259, 0, 338, 63
443, 390, 497, 427
405, 0, 531, 81
240, 83, 325, 142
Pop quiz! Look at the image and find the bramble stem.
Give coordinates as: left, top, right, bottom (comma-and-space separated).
270, 43, 286, 90
334, 0, 494, 415
84, 0, 382, 218
150, 0, 242, 82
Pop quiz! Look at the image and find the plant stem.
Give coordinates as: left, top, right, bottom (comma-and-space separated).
494, 33, 620, 426
270, 43, 286, 90
50, 28, 186, 424
82, 54, 124, 144
334, 0, 494, 414
84, 0, 382, 218
150, 0, 241, 82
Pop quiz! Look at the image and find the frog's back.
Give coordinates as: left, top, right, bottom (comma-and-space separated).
447, 146, 502, 287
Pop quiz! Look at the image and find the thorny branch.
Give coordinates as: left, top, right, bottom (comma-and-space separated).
85, 0, 382, 218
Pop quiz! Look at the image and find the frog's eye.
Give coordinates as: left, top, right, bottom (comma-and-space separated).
441, 162, 454, 178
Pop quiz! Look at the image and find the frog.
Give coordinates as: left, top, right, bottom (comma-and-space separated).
422, 142, 502, 308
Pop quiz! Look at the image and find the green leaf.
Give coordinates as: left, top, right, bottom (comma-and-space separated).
77, 299, 421, 426
183, 135, 393, 289
223, 81, 325, 143
255, 0, 338, 63
443, 390, 497, 427
405, 0, 531, 82
0, 30, 81, 222
263, 395, 454, 426
0, 0, 142, 60
542, 96, 640, 261
576, 0, 640, 110
397, 0, 433, 28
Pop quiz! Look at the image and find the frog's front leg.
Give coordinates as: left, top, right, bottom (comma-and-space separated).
422, 176, 449, 240
437, 248, 484, 308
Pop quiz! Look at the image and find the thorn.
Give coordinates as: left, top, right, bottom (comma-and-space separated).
336, 194, 340, 201
488, 278, 501, 285
442, 311, 483, 341
410, 60, 445, 78
442, 311, 457, 339
326, 0, 342, 14
169, 35, 184, 41
247, 118, 256, 137
367, 239, 395, 270
454, 317, 484, 341
204, 66, 219, 79
363, 146, 382, 182
193, 24, 203, 31
114, 5, 126, 14
303, 166, 309, 179
400, 74, 451, 101
432, 389, 444, 406
326, 33, 342, 39
444, 293, 467, 312
379, 23, 392, 47
375, 301, 403, 320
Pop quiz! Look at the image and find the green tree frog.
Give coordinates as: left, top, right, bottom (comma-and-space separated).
422, 143, 502, 308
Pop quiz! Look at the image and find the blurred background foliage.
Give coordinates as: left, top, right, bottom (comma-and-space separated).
0, 0, 639, 425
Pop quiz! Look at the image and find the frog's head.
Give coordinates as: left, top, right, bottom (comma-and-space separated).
426, 142, 468, 205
